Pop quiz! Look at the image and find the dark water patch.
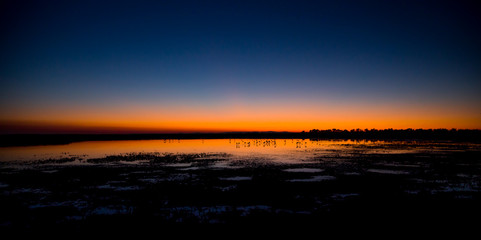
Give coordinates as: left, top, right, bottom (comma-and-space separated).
288, 175, 336, 182
219, 176, 252, 181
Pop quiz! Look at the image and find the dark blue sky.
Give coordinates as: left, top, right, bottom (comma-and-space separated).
1, 0, 480, 131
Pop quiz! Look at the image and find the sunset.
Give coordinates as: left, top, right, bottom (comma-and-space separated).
1, 0, 480, 235
1, 1, 480, 133
1, 96, 480, 133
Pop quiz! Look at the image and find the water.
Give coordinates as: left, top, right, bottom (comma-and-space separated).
0, 138, 469, 163
1, 138, 480, 229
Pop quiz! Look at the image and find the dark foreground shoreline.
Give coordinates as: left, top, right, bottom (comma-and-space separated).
1, 129, 480, 146
1, 144, 480, 235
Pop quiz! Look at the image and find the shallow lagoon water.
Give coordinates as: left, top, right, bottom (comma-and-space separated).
0, 139, 354, 163
1, 139, 480, 231
1, 138, 475, 164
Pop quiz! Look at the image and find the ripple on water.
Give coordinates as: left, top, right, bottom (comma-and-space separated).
288, 175, 336, 182
283, 168, 324, 173
164, 163, 192, 168
367, 169, 410, 175
219, 176, 252, 181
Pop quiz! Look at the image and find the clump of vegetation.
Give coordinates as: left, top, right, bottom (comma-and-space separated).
34, 157, 80, 164
87, 152, 231, 164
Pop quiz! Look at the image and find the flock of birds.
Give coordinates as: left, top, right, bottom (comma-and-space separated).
232, 139, 309, 149
160, 138, 314, 149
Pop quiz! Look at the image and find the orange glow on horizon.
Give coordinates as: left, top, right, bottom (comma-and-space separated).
1, 100, 480, 133
1, 117, 480, 134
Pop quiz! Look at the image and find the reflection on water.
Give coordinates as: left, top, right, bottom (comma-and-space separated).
1, 138, 480, 229
1, 138, 478, 164
0, 139, 346, 162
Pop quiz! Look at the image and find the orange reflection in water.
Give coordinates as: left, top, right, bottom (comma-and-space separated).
0, 139, 377, 163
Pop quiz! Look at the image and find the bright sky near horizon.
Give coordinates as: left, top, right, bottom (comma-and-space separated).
1, 0, 480, 133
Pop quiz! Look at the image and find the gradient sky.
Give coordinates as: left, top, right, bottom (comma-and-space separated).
1, 0, 480, 133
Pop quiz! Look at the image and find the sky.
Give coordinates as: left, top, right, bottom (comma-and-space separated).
1, 0, 480, 133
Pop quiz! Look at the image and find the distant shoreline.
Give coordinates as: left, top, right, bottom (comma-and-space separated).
1, 129, 480, 147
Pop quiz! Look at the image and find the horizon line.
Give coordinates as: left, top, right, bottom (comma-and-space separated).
1, 128, 480, 135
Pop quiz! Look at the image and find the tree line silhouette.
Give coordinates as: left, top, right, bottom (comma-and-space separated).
305, 128, 480, 140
